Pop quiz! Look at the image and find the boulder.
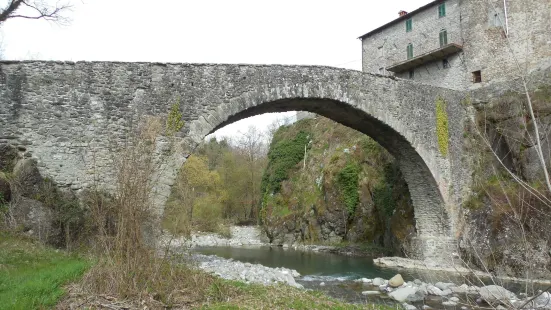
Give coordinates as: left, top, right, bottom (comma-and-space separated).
13, 159, 43, 198
388, 274, 404, 287
435, 282, 456, 291
442, 289, 452, 296
372, 277, 385, 286
479, 285, 516, 305
515, 292, 551, 309
388, 274, 405, 287
406, 290, 426, 303
451, 284, 469, 294
389, 286, 418, 302
402, 303, 417, 310
427, 285, 444, 296
10, 197, 53, 242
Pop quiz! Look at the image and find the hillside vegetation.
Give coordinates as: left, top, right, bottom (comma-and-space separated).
260, 116, 415, 255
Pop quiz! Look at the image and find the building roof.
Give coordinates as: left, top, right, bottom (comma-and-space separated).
358, 0, 443, 40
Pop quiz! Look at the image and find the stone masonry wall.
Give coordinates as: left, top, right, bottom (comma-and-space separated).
0, 61, 470, 264
361, 0, 551, 90
361, 0, 467, 90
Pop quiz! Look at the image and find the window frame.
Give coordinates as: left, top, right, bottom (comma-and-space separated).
407, 43, 414, 60
406, 18, 412, 32
439, 29, 448, 47
472, 70, 482, 83
438, 3, 446, 18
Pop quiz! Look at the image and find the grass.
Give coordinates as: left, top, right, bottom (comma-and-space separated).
0, 232, 90, 310
201, 279, 399, 310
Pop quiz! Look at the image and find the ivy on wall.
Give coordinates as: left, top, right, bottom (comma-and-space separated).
166, 98, 185, 136
436, 97, 449, 157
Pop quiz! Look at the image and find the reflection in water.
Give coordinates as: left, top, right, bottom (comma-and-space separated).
194, 246, 405, 279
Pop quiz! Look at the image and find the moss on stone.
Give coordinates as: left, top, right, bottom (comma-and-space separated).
436, 96, 449, 157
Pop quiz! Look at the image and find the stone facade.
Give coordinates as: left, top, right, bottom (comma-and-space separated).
360, 0, 551, 90
0, 60, 470, 264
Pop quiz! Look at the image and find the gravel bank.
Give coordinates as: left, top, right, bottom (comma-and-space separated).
192, 253, 303, 288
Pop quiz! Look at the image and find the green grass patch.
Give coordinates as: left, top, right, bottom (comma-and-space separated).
0, 233, 90, 310
201, 279, 398, 310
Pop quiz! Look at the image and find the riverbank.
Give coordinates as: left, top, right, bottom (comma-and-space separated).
375, 257, 551, 285
162, 225, 384, 257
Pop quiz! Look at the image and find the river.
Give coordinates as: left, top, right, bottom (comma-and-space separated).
192, 245, 546, 307
192, 245, 486, 305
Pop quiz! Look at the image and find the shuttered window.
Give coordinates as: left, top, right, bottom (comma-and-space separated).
438, 3, 446, 17
439, 29, 448, 47
406, 19, 412, 32
407, 44, 414, 59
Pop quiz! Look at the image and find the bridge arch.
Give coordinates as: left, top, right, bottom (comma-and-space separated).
0, 61, 469, 263
184, 84, 455, 262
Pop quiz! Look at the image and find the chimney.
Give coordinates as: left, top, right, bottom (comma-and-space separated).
399, 10, 408, 17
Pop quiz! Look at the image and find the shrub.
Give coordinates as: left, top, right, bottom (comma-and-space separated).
337, 161, 360, 215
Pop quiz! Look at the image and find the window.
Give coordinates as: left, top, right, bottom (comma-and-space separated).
443, 58, 450, 69
472, 70, 482, 83
407, 43, 414, 59
439, 29, 448, 47
406, 18, 412, 32
378, 46, 384, 57
409, 70, 415, 79
438, 3, 446, 17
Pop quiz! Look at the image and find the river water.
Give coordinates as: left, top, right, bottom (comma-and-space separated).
193, 246, 471, 305
193, 245, 539, 306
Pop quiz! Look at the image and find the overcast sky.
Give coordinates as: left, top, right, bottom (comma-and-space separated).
0, 0, 429, 140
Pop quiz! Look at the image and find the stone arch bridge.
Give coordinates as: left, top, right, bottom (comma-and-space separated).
0, 61, 471, 264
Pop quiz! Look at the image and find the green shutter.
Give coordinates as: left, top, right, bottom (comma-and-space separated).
407, 44, 413, 59
439, 4, 446, 17
406, 19, 412, 32
439, 30, 448, 47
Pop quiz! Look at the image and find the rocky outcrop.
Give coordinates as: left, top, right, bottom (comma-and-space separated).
0, 142, 81, 247
260, 117, 415, 256
461, 76, 551, 280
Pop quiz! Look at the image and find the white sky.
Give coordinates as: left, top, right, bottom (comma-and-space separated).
0, 0, 430, 140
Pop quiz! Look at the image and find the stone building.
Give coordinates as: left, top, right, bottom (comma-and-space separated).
359, 0, 551, 90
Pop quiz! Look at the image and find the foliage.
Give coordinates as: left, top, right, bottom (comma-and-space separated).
165, 98, 185, 136
0, 232, 90, 309
164, 155, 227, 236
165, 134, 267, 233
260, 130, 310, 197
337, 161, 360, 215
435, 96, 449, 157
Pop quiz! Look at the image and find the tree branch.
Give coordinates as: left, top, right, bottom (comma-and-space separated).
0, 0, 72, 25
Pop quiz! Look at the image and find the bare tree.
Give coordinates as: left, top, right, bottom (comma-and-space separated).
0, 0, 72, 25
235, 125, 266, 221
